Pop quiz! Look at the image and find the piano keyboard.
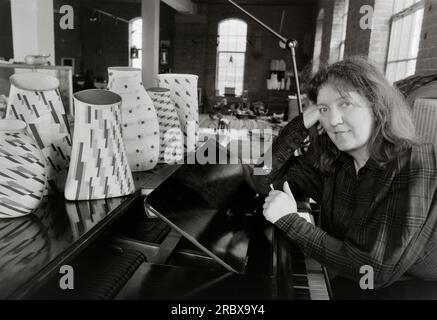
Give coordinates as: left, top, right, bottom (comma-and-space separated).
290, 243, 331, 300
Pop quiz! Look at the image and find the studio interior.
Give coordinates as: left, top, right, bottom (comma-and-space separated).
0, 0, 436, 301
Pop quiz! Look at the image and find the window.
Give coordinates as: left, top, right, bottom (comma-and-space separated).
338, 0, 349, 61
216, 19, 247, 96
329, 0, 349, 63
386, 0, 424, 83
129, 18, 142, 68
312, 9, 324, 73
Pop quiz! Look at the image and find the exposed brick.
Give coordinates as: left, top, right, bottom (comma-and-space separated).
173, 3, 316, 110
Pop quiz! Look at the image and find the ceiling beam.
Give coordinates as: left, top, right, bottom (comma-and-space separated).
162, 0, 195, 13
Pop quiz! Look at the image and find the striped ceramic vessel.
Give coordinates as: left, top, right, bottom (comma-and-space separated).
107, 67, 160, 171
0, 119, 47, 218
157, 74, 199, 154
64, 90, 135, 200
146, 87, 183, 164
6, 73, 72, 185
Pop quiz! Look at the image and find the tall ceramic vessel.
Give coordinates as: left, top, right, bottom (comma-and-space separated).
6, 73, 71, 183
107, 67, 160, 171
157, 74, 199, 154
64, 89, 135, 201
0, 120, 47, 218
146, 87, 183, 164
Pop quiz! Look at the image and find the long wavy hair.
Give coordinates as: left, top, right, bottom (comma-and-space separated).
305, 56, 417, 174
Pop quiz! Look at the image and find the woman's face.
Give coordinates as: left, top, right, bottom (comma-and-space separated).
317, 83, 375, 155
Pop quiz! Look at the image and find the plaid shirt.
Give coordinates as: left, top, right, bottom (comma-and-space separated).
252, 115, 437, 289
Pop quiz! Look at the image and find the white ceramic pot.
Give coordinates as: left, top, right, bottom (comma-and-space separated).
147, 87, 183, 164
157, 73, 199, 154
0, 119, 47, 218
64, 89, 135, 200
107, 67, 160, 171
6, 72, 72, 188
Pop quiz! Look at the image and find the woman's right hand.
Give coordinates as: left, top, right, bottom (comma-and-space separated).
303, 103, 321, 129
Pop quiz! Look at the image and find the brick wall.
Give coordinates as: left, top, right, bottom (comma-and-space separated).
368, 0, 394, 71
315, 0, 394, 72
54, 0, 81, 74
328, 0, 346, 64
343, 0, 373, 58
54, 2, 175, 81
315, 0, 375, 66
416, 0, 437, 74
318, 0, 334, 65
79, 3, 141, 80
0, 0, 13, 61
173, 3, 317, 110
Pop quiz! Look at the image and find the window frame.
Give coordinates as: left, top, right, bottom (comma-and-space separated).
338, 0, 349, 61
385, 0, 425, 82
215, 18, 248, 97
129, 17, 142, 69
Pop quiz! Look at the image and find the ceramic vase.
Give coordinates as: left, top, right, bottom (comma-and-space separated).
64, 89, 135, 201
6, 72, 72, 184
157, 73, 199, 154
146, 87, 183, 164
0, 119, 47, 218
107, 67, 160, 171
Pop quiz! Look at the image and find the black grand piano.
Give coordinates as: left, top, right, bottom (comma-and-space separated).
109, 142, 332, 300
22, 141, 331, 300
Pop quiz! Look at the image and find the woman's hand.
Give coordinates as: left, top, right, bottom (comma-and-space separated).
303, 103, 321, 129
263, 181, 297, 223
303, 103, 325, 135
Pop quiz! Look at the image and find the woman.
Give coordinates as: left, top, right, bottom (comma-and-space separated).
247, 57, 437, 292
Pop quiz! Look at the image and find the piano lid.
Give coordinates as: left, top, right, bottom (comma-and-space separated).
145, 140, 267, 273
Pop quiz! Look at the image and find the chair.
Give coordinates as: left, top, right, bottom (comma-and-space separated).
411, 98, 437, 144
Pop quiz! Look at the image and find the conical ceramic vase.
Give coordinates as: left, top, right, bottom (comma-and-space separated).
64, 89, 135, 200
146, 87, 183, 164
6, 73, 72, 184
157, 74, 199, 154
0, 119, 47, 218
107, 67, 160, 171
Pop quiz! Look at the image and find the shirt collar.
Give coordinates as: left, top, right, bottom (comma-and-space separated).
336, 152, 385, 177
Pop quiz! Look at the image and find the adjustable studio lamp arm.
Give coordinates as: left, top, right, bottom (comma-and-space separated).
227, 0, 303, 115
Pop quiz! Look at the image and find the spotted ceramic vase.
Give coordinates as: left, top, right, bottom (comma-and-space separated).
6, 73, 72, 185
0, 119, 47, 218
146, 87, 183, 164
107, 67, 160, 171
64, 89, 135, 201
157, 74, 199, 154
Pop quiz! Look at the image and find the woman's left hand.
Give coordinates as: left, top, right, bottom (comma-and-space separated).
263, 181, 297, 223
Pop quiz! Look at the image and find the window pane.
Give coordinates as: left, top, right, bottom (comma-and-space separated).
216, 19, 247, 96
217, 52, 245, 96
393, 0, 421, 14
386, 2, 424, 82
